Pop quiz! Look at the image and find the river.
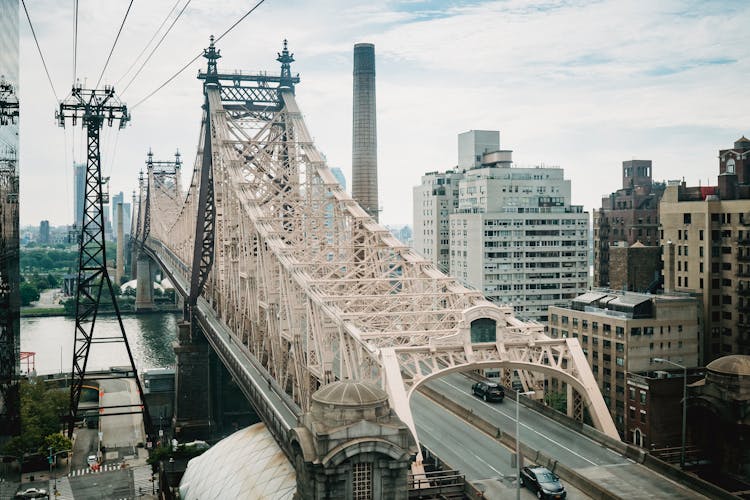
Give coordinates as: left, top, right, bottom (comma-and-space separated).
20, 313, 179, 376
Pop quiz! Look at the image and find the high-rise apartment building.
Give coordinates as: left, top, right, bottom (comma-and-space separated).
413, 169, 463, 273
659, 136, 750, 362
548, 290, 700, 435
73, 162, 85, 228
593, 160, 665, 289
414, 130, 588, 321
111, 191, 132, 238
39, 220, 49, 245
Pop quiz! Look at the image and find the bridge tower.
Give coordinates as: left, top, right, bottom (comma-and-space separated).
56, 84, 151, 438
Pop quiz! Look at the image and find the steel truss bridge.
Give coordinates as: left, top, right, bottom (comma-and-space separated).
132, 39, 618, 462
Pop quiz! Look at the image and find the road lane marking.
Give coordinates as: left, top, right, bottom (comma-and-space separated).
437, 378, 599, 466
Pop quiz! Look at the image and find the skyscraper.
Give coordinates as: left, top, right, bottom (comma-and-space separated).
111, 191, 132, 238
39, 220, 49, 245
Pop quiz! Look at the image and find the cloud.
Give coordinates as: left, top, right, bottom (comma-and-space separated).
15, 0, 750, 228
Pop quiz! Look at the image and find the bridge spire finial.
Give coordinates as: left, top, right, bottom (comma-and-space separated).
277, 39, 295, 90
175, 149, 182, 168
203, 35, 221, 84
147, 148, 153, 168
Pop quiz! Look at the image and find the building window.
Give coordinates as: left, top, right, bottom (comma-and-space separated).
640, 411, 646, 424
629, 407, 636, 420
616, 357, 624, 366
629, 388, 635, 400
352, 462, 373, 500
640, 391, 646, 404
684, 213, 691, 224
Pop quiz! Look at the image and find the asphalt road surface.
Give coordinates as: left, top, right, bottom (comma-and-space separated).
100, 378, 144, 456
415, 372, 708, 499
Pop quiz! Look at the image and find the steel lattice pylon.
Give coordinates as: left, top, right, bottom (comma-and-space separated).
0, 76, 20, 437
139, 42, 619, 457
57, 84, 152, 438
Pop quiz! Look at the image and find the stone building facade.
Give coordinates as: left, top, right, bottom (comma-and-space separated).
593, 160, 665, 289
548, 290, 700, 434
291, 381, 416, 499
659, 136, 750, 362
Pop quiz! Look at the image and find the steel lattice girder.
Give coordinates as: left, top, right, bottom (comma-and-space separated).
141, 85, 619, 449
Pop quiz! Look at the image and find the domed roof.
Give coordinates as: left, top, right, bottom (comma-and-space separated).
179, 423, 295, 500
312, 381, 388, 407
706, 355, 750, 376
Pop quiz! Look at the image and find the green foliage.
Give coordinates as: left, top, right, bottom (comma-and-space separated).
19, 282, 40, 306
3, 380, 69, 457
544, 391, 567, 413
44, 433, 72, 455
21, 248, 78, 273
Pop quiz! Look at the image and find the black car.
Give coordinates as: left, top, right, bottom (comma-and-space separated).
519, 466, 567, 499
471, 381, 504, 402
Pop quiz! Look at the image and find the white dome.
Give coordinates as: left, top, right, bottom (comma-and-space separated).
179, 423, 295, 499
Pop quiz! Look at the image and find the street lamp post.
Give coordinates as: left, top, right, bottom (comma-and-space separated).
654, 358, 687, 468
516, 390, 535, 500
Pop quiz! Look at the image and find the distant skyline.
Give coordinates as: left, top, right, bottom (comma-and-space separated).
18, 0, 749, 226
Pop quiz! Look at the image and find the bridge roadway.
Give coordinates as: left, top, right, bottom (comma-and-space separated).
414, 374, 706, 499
147, 241, 703, 498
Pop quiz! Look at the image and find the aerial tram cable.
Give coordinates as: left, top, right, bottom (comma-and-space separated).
120, 0, 193, 97
95, 0, 136, 90
73, 0, 79, 84
130, 0, 267, 110
115, 0, 182, 89
21, 0, 59, 101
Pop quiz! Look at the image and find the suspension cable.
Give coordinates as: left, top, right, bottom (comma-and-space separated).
95, 0, 135, 89
21, 0, 59, 101
130, 0, 267, 110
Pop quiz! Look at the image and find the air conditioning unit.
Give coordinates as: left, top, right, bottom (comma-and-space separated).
654, 370, 669, 379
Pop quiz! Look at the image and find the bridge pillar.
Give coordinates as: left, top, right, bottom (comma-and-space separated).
134, 254, 155, 311
173, 321, 212, 440
291, 381, 416, 500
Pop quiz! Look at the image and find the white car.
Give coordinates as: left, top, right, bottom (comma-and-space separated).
87, 455, 97, 468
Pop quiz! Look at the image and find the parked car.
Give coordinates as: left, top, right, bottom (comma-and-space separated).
519, 465, 567, 499
471, 381, 504, 402
87, 455, 98, 468
15, 487, 48, 499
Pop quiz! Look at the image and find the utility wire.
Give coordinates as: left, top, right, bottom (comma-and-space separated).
131, 0, 267, 110
115, 0, 181, 89
95, 0, 135, 90
120, 0, 193, 96
21, 0, 59, 101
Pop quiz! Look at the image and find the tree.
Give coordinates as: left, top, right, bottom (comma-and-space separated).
3, 380, 69, 458
544, 391, 567, 413
44, 433, 72, 455
19, 282, 40, 306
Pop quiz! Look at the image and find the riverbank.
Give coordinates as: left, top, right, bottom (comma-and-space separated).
21, 306, 180, 318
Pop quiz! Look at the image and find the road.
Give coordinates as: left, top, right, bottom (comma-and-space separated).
415, 373, 707, 499
100, 378, 144, 463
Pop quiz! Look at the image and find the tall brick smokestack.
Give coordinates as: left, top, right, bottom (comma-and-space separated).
352, 43, 378, 221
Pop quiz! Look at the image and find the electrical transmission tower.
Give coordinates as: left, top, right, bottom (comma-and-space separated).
0, 77, 20, 437
57, 84, 151, 438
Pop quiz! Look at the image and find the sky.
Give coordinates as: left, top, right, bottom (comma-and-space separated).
17, 0, 750, 227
